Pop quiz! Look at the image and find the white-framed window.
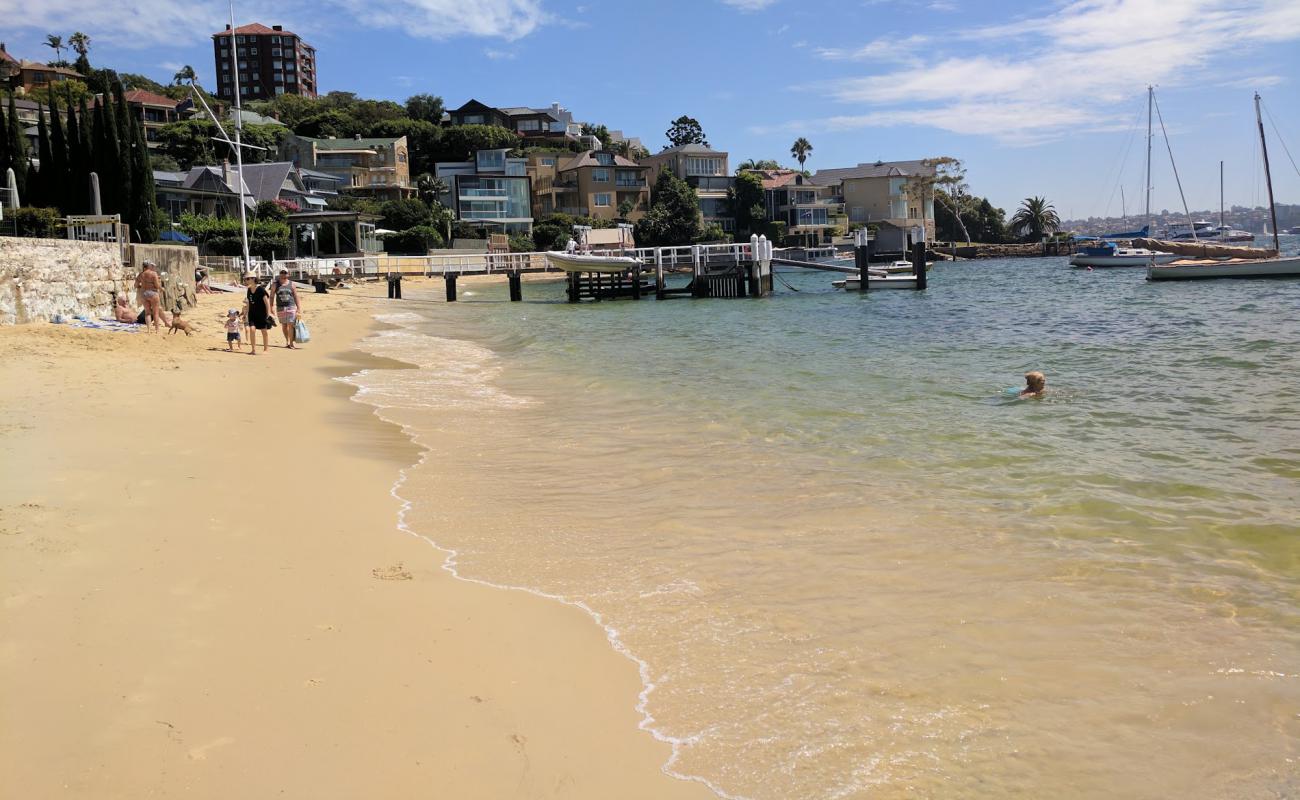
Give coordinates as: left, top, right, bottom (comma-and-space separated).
240, 86, 249, 95
275, 86, 285, 95
540, 157, 556, 167
594, 193, 611, 207
686, 157, 722, 176
271, 35, 280, 43
249, 47, 258, 55
592, 168, 610, 182
221, 73, 231, 83
272, 60, 283, 69
220, 49, 229, 60
272, 48, 282, 57
236, 35, 245, 43
285, 62, 295, 71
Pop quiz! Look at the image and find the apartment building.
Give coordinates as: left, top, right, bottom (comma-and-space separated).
639, 143, 734, 232
211, 23, 318, 103
747, 169, 846, 245
435, 149, 533, 234
811, 159, 936, 249
279, 134, 413, 201
528, 149, 650, 221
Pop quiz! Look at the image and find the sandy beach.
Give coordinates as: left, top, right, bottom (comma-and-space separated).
0, 278, 713, 799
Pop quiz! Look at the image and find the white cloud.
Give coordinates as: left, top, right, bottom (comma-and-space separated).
721, 0, 778, 9
483, 47, 518, 60
806, 0, 1300, 144
0, 0, 547, 46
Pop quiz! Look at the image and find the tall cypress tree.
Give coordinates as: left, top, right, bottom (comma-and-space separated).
92, 100, 119, 215
35, 110, 52, 208
65, 101, 85, 213
47, 96, 70, 213
6, 93, 27, 201
129, 116, 157, 242
111, 83, 132, 219
0, 98, 10, 192
77, 97, 93, 210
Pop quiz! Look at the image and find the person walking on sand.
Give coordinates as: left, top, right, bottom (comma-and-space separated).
271, 270, 302, 349
135, 260, 164, 333
243, 274, 274, 355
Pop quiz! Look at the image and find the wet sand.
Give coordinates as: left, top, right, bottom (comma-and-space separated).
0, 278, 712, 799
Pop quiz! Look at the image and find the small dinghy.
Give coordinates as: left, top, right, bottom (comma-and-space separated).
832, 272, 919, 290
545, 251, 642, 274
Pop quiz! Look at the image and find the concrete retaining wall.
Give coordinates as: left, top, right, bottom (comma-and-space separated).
0, 238, 129, 325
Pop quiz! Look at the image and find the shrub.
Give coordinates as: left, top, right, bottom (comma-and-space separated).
11, 207, 63, 238
694, 223, 728, 244
382, 225, 444, 254
379, 198, 433, 232
532, 222, 567, 252
508, 234, 535, 253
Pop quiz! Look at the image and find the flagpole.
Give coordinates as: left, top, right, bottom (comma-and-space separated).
228, 1, 252, 271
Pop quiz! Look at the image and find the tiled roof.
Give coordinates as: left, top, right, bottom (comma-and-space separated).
745, 169, 804, 190
124, 89, 178, 107
811, 159, 935, 184
0, 47, 17, 65
298, 135, 403, 149
560, 150, 642, 171
655, 142, 725, 155
214, 23, 299, 37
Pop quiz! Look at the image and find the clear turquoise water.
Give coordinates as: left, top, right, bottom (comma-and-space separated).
348, 241, 1300, 799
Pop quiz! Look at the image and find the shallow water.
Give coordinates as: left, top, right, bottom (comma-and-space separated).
345, 244, 1300, 799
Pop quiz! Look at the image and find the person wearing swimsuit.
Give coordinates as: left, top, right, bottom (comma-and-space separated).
135, 261, 164, 333
243, 274, 274, 355
271, 270, 302, 349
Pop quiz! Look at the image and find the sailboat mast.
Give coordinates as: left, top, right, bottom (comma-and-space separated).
228, 1, 252, 271
1219, 160, 1224, 231
1255, 93, 1281, 255
1145, 86, 1153, 235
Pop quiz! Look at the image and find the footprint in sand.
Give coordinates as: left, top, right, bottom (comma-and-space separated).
371, 562, 412, 581
187, 736, 234, 761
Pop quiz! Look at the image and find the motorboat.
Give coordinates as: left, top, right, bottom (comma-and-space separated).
1069, 242, 1177, 267
832, 271, 919, 290
1148, 255, 1300, 280
545, 251, 643, 274
1206, 225, 1255, 242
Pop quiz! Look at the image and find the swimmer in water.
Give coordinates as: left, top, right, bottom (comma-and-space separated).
1019, 371, 1046, 398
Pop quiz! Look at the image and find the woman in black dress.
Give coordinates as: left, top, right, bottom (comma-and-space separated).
243, 274, 275, 355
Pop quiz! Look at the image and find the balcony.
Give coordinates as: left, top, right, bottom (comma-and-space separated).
460, 188, 508, 199
615, 178, 645, 188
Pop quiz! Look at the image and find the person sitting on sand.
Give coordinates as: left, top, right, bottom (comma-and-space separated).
114, 294, 136, 324
1019, 371, 1046, 398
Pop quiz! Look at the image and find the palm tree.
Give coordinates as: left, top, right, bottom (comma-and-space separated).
416, 172, 448, 204
790, 137, 812, 173
1010, 196, 1061, 240
69, 31, 91, 58
172, 65, 197, 86
44, 34, 65, 65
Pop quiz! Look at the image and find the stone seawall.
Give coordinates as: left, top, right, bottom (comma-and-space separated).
0, 238, 128, 325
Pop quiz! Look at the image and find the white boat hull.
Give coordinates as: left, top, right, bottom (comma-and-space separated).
545, 251, 642, 274
833, 275, 919, 290
1069, 252, 1179, 268
1148, 256, 1300, 280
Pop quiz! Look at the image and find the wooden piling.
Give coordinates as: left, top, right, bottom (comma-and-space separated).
655, 250, 666, 300
911, 242, 927, 290
567, 272, 579, 303
508, 271, 522, 302
444, 273, 458, 302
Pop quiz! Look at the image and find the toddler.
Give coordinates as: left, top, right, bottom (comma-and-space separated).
1019, 371, 1046, 398
225, 308, 243, 351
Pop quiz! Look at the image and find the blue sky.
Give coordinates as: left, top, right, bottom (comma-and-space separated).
3, 0, 1299, 219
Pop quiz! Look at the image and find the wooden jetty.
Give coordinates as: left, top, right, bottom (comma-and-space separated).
251, 237, 776, 303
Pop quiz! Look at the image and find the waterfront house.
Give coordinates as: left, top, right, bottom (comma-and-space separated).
811, 159, 936, 250
638, 143, 735, 233
447, 99, 585, 144
748, 169, 845, 246
124, 90, 182, 150
279, 133, 413, 200
435, 149, 533, 235
155, 161, 339, 221
528, 149, 650, 221
211, 23, 318, 103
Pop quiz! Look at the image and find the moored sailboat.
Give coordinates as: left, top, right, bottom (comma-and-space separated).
1149, 93, 1300, 281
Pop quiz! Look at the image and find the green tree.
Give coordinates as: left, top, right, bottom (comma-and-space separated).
664, 115, 707, 149
435, 124, 520, 163
369, 117, 440, 174
581, 123, 611, 148
65, 100, 87, 213
934, 190, 1009, 244
790, 137, 812, 172
91, 99, 120, 214
7, 94, 28, 200
415, 172, 447, 205
44, 34, 65, 65
728, 170, 766, 235
69, 31, 92, 74
634, 168, 701, 246
736, 159, 781, 173
128, 114, 158, 241
379, 197, 433, 231
172, 65, 197, 85
34, 110, 52, 208
112, 83, 133, 217
617, 197, 636, 220
48, 96, 72, 212
1010, 196, 1061, 241
405, 93, 444, 124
